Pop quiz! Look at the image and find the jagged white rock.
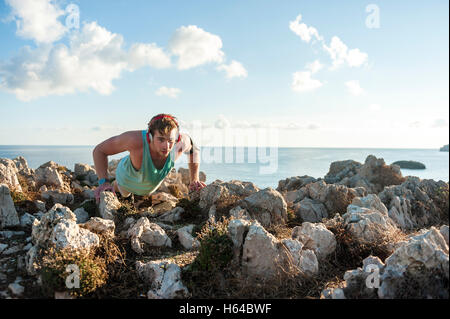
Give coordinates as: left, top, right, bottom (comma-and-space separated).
0, 184, 20, 228
127, 217, 172, 254
136, 259, 189, 299
292, 222, 336, 260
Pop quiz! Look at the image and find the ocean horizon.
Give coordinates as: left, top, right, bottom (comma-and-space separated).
1, 145, 448, 189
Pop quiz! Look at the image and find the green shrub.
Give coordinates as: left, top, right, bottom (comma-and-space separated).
10, 190, 28, 203
38, 246, 108, 298
190, 217, 234, 272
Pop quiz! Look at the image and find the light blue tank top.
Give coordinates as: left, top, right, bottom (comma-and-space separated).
115, 130, 175, 196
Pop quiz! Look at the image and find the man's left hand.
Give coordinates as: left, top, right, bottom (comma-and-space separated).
189, 180, 207, 192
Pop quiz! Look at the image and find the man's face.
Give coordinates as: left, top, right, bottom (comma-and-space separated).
152, 129, 177, 157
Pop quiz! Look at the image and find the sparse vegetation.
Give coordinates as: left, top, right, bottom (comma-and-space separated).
189, 217, 234, 272
434, 183, 449, 224
38, 246, 108, 298
10, 190, 28, 203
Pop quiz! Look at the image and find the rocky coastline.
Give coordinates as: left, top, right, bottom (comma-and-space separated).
0, 155, 448, 299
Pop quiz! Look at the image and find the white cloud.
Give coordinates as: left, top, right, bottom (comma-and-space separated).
168, 25, 225, 70
127, 43, 172, 70
291, 71, 323, 92
1, 2, 246, 101
217, 60, 248, 79
5, 0, 67, 43
345, 80, 365, 96
305, 60, 323, 74
289, 14, 322, 43
0, 21, 173, 101
155, 86, 181, 98
323, 36, 368, 69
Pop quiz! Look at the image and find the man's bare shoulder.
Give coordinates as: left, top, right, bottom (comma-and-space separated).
121, 130, 144, 150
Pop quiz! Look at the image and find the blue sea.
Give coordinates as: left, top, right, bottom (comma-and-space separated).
0, 145, 448, 189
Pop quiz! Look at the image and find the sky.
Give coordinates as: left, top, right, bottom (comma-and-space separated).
0, 0, 448, 148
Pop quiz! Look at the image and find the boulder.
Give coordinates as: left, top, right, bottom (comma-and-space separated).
357, 155, 405, 193
136, 259, 189, 299
30, 204, 100, 250
73, 207, 89, 224
288, 180, 359, 220
199, 180, 260, 212
378, 177, 448, 230
293, 198, 328, 223
25, 204, 100, 275
227, 218, 252, 258
238, 188, 287, 227
82, 217, 115, 237
99, 191, 121, 220
277, 175, 317, 192
176, 224, 199, 250
440, 225, 449, 246
151, 192, 179, 205
229, 206, 251, 221
35, 161, 70, 191
342, 205, 398, 244
241, 221, 282, 277
127, 217, 172, 254
325, 155, 405, 194
378, 227, 449, 299
41, 190, 74, 205
292, 222, 336, 259
239, 220, 320, 278
13, 157, 36, 190
20, 213, 37, 228
350, 194, 388, 216
34, 200, 46, 212
157, 206, 184, 223
107, 159, 121, 179
320, 288, 346, 299
332, 256, 385, 299
306, 181, 358, 215
324, 160, 362, 184
12, 156, 28, 171
74, 163, 98, 184
0, 158, 22, 192
0, 184, 20, 228
281, 238, 318, 276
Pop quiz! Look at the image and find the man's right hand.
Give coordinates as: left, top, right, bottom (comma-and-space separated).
94, 182, 114, 203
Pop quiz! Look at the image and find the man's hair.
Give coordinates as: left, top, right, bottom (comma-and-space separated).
147, 114, 178, 137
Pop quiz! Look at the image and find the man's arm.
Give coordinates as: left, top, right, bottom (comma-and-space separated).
92, 131, 139, 180
178, 133, 205, 191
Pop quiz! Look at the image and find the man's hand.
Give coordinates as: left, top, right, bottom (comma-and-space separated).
94, 182, 114, 203
189, 180, 206, 192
